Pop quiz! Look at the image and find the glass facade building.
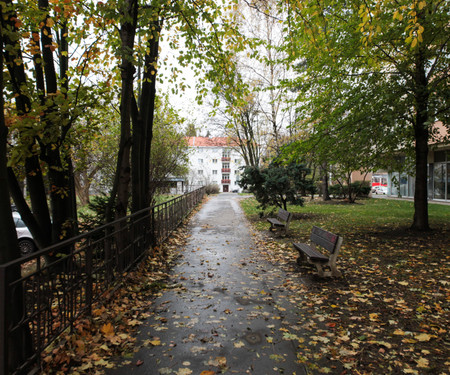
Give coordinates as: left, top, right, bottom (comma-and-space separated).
388, 149, 450, 201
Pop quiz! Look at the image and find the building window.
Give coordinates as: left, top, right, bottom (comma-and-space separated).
222, 174, 230, 180
235, 159, 240, 163
212, 159, 217, 163
198, 170, 203, 175
235, 170, 239, 175
198, 158, 203, 163
212, 170, 217, 175
432, 150, 450, 200
222, 149, 230, 158
222, 163, 230, 169
434, 163, 446, 199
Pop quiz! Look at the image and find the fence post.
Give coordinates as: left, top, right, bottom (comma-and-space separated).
85, 239, 93, 317
151, 206, 156, 247
0, 266, 7, 375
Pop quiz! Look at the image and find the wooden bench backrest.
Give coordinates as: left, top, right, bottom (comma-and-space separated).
310, 226, 340, 253
277, 208, 292, 223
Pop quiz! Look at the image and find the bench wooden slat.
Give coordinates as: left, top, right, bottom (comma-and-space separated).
267, 208, 292, 234
277, 209, 291, 222
293, 243, 329, 262
310, 226, 339, 253
267, 218, 285, 227
293, 226, 343, 277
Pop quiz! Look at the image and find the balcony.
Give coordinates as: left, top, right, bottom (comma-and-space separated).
221, 157, 231, 161
221, 179, 231, 184
221, 168, 231, 173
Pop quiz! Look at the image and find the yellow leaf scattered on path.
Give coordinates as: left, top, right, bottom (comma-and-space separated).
234, 341, 245, 348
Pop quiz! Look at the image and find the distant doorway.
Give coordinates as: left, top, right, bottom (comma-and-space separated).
223, 185, 229, 192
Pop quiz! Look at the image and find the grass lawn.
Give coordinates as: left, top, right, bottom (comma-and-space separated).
240, 196, 450, 374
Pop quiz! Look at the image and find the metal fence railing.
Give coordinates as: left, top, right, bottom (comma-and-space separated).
0, 187, 205, 374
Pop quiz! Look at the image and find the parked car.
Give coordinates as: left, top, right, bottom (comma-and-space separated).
13, 212, 37, 256
371, 186, 387, 195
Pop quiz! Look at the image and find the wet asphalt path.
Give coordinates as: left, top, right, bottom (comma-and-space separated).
109, 193, 307, 375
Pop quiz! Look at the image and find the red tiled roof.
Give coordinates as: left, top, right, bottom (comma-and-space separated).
187, 137, 236, 147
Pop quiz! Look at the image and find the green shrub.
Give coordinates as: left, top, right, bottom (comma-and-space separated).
78, 194, 110, 233
351, 181, 371, 197
329, 184, 344, 198
329, 181, 371, 199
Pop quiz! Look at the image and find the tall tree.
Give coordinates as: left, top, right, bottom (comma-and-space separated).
239, 0, 291, 153
0, 8, 33, 369
106, 0, 247, 218
3, 0, 108, 250
217, 88, 265, 167
148, 95, 189, 202
279, 0, 449, 230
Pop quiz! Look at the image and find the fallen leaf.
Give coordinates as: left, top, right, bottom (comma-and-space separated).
100, 323, 114, 337
416, 357, 429, 368
234, 341, 245, 348
415, 333, 432, 342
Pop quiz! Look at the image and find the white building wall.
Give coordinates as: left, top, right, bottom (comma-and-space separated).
188, 146, 244, 192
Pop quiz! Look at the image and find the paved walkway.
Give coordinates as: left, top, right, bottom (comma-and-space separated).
109, 193, 307, 375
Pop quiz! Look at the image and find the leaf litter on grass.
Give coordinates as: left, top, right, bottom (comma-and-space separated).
249, 212, 450, 375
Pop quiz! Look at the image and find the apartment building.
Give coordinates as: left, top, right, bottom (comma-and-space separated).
187, 137, 244, 192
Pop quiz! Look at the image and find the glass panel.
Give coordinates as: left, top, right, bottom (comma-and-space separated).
15, 219, 26, 228
400, 175, 408, 197
428, 164, 434, 199
447, 163, 450, 200
408, 176, 415, 197
390, 172, 399, 196
433, 163, 445, 199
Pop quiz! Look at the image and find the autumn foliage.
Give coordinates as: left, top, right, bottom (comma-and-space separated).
244, 197, 449, 374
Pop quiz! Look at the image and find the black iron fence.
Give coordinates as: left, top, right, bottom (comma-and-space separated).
0, 187, 205, 374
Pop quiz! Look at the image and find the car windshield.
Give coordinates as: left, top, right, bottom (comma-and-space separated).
15, 218, 27, 228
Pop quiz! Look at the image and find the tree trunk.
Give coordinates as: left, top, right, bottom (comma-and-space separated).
114, 0, 138, 219
2, 0, 53, 246
39, 0, 76, 242
74, 170, 91, 206
131, 20, 161, 212
411, 49, 430, 231
0, 15, 33, 372
321, 163, 331, 201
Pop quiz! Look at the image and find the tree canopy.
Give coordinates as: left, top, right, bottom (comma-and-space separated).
278, 0, 449, 229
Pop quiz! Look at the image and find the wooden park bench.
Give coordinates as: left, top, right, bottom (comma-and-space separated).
267, 208, 292, 235
293, 226, 343, 277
